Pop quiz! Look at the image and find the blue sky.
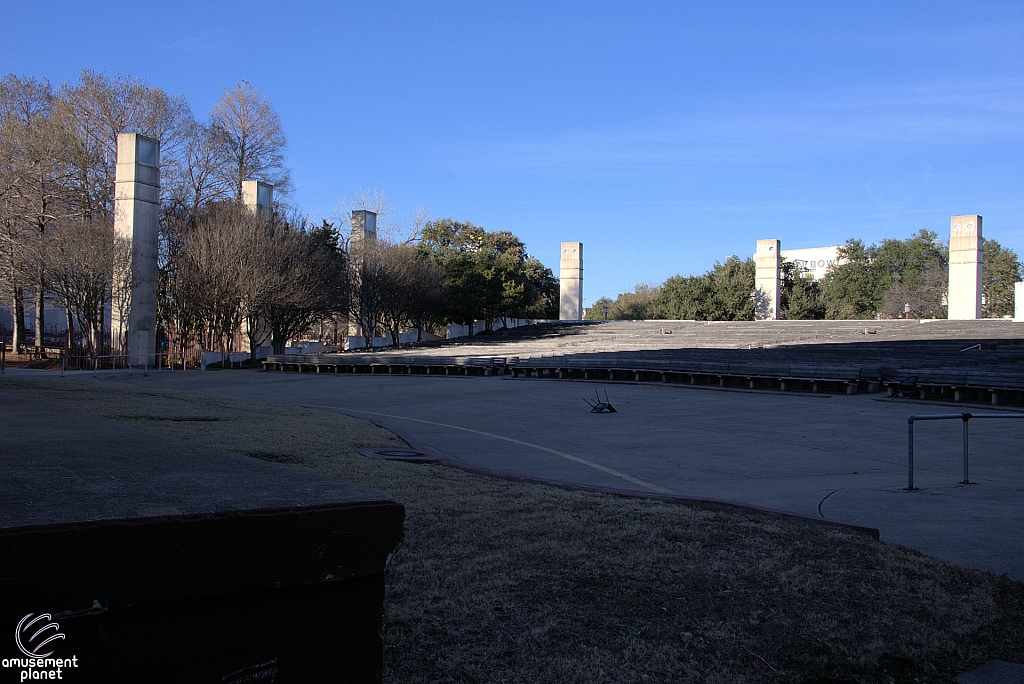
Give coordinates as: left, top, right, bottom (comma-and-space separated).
2, 1, 1021, 305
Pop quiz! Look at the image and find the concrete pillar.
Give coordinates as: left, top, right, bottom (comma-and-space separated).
112, 133, 160, 366
350, 210, 377, 260
948, 215, 983, 320
1015, 282, 1024, 321
241, 180, 273, 216
241, 181, 274, 354
754, 239, 781, 320
559, 242, 583, 321
348, 210, 378, 340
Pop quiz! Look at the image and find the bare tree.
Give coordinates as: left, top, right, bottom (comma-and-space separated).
407, 253, 447, 341
880, 260, 948, 319
44, 218, 115, 353
55, 69, 193, 220
334, 191, 440, 348
163, 121, 231, 224
175, 205, 251, 354
338, 189, 429, 245
157, 207, 203, 366
0, 213, 27, 350
167, 205, 346, 357
378, 244, 446, 345
110, 227, 133, 352
0, 70, 334, 363
209, 81, 291, 201
234, 207, 276, 357
0, 111, 27, 350
259, 216, 347, 354
348, 243, 388, 349
0, 75, 75, 352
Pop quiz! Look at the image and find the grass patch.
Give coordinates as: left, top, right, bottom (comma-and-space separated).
4, 375, 1023, 683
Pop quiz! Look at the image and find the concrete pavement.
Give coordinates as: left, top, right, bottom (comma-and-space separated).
91, 368, 1024, 583
5, 367, 1023, 682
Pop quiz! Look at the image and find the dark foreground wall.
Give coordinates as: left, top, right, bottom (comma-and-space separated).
0, 504, 403, 683
0, 396, 404, 683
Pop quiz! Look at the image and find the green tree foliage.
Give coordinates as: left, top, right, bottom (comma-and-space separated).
781, 262, 826, 320
707, 257, 756, 320
418, 218, 557, 330
581, 230, 1018, 325
649, 273, 714, 320
822, 230, 947, 319
819, 240, 878, 319
585, 297, 614, 320
584, 284, 659, 320
649, 256, 754, 320
982, 238, 1022, 318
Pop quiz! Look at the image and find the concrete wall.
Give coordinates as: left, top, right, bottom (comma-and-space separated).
112, 133, 160, 365
948, 215, 983, 320
559, 242, 583, 321
754, 239, 781, 320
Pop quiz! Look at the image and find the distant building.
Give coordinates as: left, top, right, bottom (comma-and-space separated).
779, 246, 843, 280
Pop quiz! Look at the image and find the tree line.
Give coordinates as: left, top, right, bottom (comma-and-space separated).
0, 70, 557, 359
588, 230, 1022, 321
0, 70, 297, 354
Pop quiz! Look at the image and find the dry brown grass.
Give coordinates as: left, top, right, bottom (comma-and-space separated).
5, 375, 1023, 683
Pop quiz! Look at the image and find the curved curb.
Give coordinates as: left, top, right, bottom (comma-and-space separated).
316, 406, 881, 541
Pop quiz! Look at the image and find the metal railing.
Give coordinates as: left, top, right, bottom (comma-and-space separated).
60, 352, 192, 376
906, 412, 1024, 489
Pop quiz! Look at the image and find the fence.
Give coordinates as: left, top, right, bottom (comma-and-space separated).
60, 350, 204, 375
906, 412, 1024, 489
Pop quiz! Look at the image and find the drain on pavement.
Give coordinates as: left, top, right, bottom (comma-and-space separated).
357, 448, 442, 463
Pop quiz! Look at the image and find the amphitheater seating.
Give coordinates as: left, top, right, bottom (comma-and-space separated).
265, 319, 1024, 404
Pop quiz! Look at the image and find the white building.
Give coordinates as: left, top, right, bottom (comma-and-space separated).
779, 246, 843, 280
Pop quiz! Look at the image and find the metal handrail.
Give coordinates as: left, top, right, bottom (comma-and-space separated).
906, 412, 1024, 490
60, 352, 187, 376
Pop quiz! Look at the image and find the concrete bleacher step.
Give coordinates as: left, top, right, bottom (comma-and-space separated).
272, 320, 1024, 401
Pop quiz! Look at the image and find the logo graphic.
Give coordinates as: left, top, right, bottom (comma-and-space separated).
15, 613, 64, 658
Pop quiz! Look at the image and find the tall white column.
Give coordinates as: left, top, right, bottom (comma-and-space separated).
559, 242, 583, 321
348, 210, 378, 344
754, 239, 781, 320
241, 181, 274, 355
948, 215, 983, 320
350, 210, 377, 260
112, 133, 160, 365
241, 180, 273, 216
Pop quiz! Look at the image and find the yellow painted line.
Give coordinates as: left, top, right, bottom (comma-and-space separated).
304, 404, 670, 494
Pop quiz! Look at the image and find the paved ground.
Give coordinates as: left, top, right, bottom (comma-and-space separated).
71, 367, 1023, 583
0, 391, 392, 528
